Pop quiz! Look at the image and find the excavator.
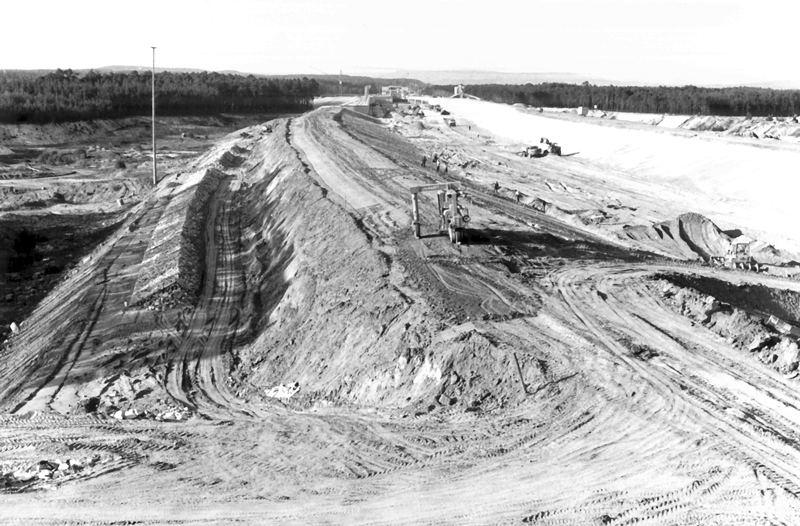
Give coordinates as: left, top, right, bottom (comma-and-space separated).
410, 182, 470, 244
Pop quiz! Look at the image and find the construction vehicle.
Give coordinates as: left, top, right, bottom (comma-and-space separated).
519, 145, 544, 158
710, 238, 761, 271
443, 117, 456, 127
410, 182, 470, 244
540, 137, 561, 156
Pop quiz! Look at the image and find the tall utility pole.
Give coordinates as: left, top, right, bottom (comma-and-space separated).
151, 46, 157, 186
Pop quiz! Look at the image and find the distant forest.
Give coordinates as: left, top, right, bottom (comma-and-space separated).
0, 69, 320, 123
424, 83, 800, 117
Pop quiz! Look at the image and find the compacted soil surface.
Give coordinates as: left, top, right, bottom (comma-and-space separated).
1, 102, 800, 524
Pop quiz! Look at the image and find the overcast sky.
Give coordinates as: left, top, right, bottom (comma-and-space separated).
5, 0, 798, 86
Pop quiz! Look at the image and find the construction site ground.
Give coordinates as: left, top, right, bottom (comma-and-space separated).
1, 99, 800, 524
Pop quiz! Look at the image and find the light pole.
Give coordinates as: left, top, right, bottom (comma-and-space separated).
151, 46, 157, 186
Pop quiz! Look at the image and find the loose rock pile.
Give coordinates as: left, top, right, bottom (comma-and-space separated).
1, 453, 118, 489
264, 382, 300, 399
84, 371, 193, 422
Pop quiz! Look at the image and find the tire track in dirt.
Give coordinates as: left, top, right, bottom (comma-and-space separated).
12, 285, 109, 414
551, 263, 800, 510
1, 198, 168, 415
164, 176, 253, 417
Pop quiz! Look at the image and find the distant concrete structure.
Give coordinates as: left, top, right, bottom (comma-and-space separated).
451, 85, 480, 100
577, 106, 589, 116
381, 85, 409, 99
343, 85, 394, 118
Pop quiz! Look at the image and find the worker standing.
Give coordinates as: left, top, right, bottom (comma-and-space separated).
421, 155, 427, 167
443, 162, 448, 174
515, 189, 521, 203
493, 181, 500, 194
436, 160, 441, 173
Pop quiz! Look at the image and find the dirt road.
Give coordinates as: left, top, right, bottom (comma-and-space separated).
1, 105, 800, 524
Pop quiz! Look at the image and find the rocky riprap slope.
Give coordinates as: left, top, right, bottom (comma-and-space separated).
131, 168, 225, 308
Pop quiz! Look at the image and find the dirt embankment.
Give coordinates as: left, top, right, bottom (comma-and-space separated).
623, 212, 732, 261
546, 108, 800, 141
653, 276, 800, 376
621, 212, 795, 270
215, 116, 521, 413
680, 115, 800, 141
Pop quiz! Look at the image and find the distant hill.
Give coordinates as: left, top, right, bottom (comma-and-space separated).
739, 79, 800, 90
351, 69, 647, 87
97, 65, 208, 74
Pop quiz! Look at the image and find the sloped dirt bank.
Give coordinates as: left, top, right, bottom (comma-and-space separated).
651, 275, 800, 375
658, 272, 800, 324
624, 212, 732, 261
680, 114, 800, 141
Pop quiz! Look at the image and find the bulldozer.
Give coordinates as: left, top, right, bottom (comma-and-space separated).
410, 182, 470, 244
710, 238, 761, 271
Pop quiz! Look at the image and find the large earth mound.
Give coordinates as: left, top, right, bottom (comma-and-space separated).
623, 212, 733, 261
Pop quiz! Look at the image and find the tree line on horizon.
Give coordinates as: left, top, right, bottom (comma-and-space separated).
423, 82, 800, 117
0, 69, 320, 123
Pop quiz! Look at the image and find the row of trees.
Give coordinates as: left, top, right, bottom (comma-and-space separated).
424, 82, 800, 117
15, 68, 799, 121
0, 69, 320, 123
